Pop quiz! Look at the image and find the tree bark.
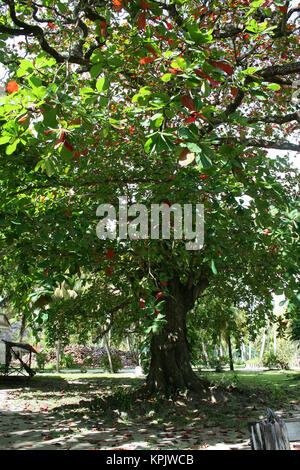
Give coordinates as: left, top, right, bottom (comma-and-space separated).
56, 340, 61, 373
248, 340, 252, 360
260, 329, 266, 359
227, 334, 234, 371
266, 327, 271, 352
146, 276, 208, 394
103, 334, 114, 373
19, 314, 26, 342
273, 325, 277, 354
241, 342, 246, 362
202, 341, 209, 366
19, 313, 26, 360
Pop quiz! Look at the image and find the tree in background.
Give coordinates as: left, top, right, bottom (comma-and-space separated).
0, 0, 299, 393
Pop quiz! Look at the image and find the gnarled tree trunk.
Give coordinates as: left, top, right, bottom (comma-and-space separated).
146, 276, 208, 394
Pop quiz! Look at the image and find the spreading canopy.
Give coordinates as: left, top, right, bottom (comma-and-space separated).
0, 0, 299, 391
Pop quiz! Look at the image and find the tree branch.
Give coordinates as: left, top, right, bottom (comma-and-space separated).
257, 61, 300, 79
247, 112, 300, 125
218, 137, 300, 152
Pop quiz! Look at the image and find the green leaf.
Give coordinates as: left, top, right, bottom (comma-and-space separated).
6, 139, 20, 155
150, 113, 164, 128
96, 77, 110, 93
28, 76, 42, 88
161, 73, 172, 82
186, 22, 212, 44
145, 136, 155, 153
0, 135, 11, 145
196, 153, 212, 169
16, 59, 34, 77
57, 2, 67, 13
170, 57, 187, 70
45, 159, 56, 177
211, 259, 218, 275
31, 86, 47, 100
265, 83, 281, 91
43, 106, 58, 128
186, 142, 202, 154
139, 86, 152, 97
90, 63, 103, 78
179, 127, 197, 142
251, 0, 264, 7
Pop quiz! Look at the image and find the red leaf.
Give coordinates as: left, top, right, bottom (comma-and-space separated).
210, 60, 234, 75
6, 81, 19, 93
57, 132, 66, 143
98, 20, 107, 36
145, 45, 156, 55
140, 0, 151, 10
278, 5, 287, 13
107, 248, 114, 259
112, 0, 124, 11
17, 114, 28, 123
231, 87, 239, 98
137, 11, 146, 30
169, 67, 181, 74
105, 267, 112, 276
140, 56, 156, 65
194, 69, 219, 88
184, 115, 196, 123
64, 140, 74, 152
181, 94, 196, 112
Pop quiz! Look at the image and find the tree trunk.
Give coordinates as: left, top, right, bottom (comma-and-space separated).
146, 277, 208, 394
103, 334, 114, 373
218, 340, 223, 358
19, 314, 26, 342
202, 341, 209, 366
56, 340, 61, 373
241, 342, 246, 362
260, 329, 266, 359
266, 327, 271, 352
227, 334, 234, 371
19, 314, 26, 360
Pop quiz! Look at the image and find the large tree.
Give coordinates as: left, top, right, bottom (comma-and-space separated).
0, 0, 299, 393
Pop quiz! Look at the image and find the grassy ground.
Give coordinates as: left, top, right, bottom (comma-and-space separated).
0, 369, 299, 450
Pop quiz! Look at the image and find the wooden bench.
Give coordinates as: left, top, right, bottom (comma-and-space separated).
249, 409, 300, 450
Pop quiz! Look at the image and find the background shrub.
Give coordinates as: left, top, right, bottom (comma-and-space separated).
36, 351, 48, 370
100, 353, 122, 373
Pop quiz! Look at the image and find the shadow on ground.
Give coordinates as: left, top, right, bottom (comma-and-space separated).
1, 370, 299, 450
